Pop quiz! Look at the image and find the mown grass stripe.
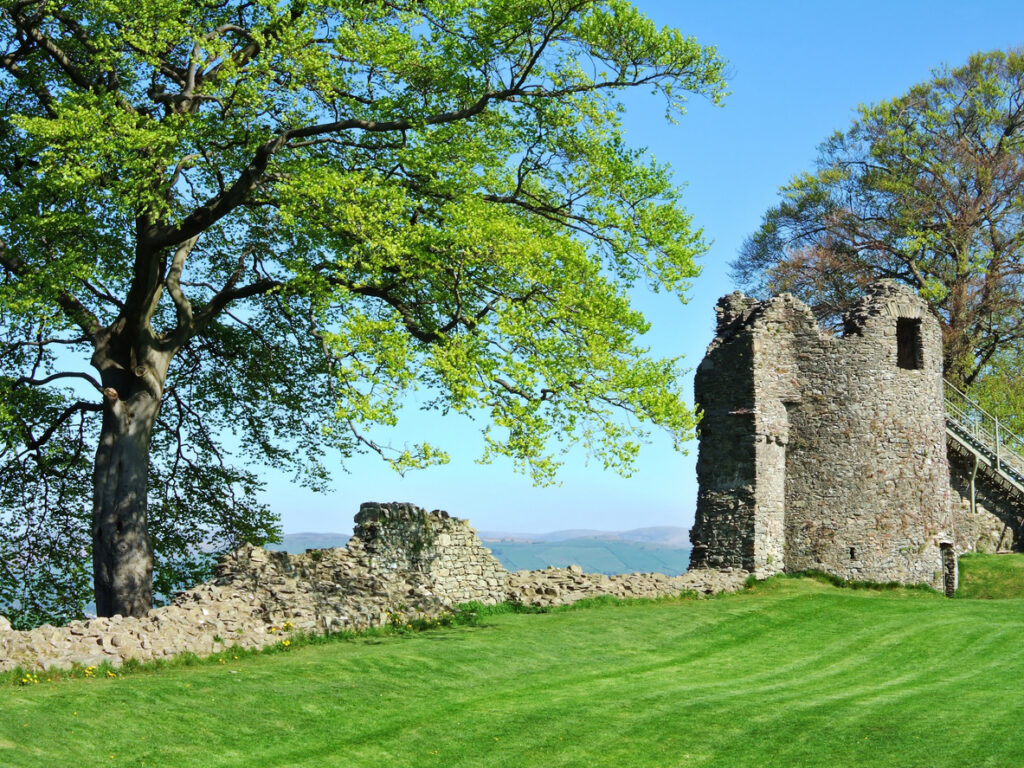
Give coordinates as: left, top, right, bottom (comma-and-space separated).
3, 568, 1024, 767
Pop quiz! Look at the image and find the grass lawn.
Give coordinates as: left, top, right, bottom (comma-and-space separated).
3, 568, 1024, 767
957, 552, 1024, 599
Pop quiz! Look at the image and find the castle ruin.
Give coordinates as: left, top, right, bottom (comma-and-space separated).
689, 282, 960, 590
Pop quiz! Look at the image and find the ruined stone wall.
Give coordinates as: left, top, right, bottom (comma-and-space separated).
507, 565, 748, 607
0, 502, 505, 672
782, 283, 952, 585
689, 293, 759, 571
690, 282, 954, 588
1, 502, 740, 672
353, 502, 507, 605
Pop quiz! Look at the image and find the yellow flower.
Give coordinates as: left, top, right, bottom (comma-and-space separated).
281, 639, 291, 648
282, 620, 295, 631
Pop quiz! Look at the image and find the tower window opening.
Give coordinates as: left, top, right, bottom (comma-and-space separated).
896, 318, 923, 370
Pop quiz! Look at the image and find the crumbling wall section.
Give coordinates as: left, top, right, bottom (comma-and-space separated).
353, 501, 507, 605
0, 502, 506, 672
689, 293, 759, 571
2, 502, 742, 673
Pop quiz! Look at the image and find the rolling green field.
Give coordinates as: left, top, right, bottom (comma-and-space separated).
3, 559, 1024, 767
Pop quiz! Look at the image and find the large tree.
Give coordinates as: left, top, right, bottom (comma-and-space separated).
734, 50, 1024, 389
0, 0, 725, 623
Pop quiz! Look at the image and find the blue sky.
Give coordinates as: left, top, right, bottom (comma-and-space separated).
267, 0, 1024, 536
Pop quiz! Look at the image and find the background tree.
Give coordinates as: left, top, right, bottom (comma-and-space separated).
969, 343, 1024, 435
0, 0, 725, 624
734, 50, 1024, 390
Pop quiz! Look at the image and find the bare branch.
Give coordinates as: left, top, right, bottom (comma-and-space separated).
14, 371, 103, 392
165, 235, 199, 341
78, 278, 125, 310
20, 400, 102, 452
3, 336, 91, 351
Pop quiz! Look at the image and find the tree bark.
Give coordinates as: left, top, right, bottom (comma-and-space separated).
92, 385, 160, 617
942, 253, 972, 389
90, 328, 171, 617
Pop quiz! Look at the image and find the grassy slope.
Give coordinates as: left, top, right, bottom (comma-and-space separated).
3, 569, 1024, 767
957, 552, 1024, 599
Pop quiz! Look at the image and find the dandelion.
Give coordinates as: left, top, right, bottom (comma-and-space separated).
281, 639, 291, 648
282, 620, 294, 631
105, 670, 117, 679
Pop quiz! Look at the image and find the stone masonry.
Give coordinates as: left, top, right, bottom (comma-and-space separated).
689, 281, 957, 589
1, 502, 739, 672
946, 450, 1023, 553
352, 502, 507, 604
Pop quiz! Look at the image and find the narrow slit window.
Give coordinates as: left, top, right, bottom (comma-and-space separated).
896, 318, 923, 370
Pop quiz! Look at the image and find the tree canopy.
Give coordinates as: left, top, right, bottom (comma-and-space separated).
0, 0, 725, 624
734, 50, 1024, 390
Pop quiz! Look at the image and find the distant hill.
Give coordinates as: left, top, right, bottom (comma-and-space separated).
271, 527, 692, 576
484, 538, 691, 576
478, 525, 690, 548
267, 532, 353, 552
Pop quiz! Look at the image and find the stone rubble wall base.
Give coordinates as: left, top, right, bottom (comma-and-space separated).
506, 566, 749, 607
0, 503, 744, 673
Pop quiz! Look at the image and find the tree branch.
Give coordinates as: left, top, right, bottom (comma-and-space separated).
154, 82, 528, 248
165, 235, 199, 342
0, 240, 101, 338
20, 400, 102, 452
0, 43, 57, 117
14, 371, 103, 392
191, 277, 281, 338
10, 10, 93, 91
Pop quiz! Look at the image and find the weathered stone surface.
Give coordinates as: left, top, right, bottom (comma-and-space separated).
2, 502, 737, 673
947, 449, 1021, 553
354, 501, 508, 605
691, 282, 960, 588
506, 567, 747, 607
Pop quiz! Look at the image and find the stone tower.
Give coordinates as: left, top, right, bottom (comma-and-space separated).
689, 281, 954, 589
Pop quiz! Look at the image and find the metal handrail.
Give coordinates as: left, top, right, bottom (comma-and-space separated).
944, 379, 1024, 481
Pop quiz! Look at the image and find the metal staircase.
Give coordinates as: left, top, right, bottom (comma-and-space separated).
944, 380, 1024, 516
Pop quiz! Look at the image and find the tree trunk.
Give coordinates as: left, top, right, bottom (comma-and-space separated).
91, 383, 162, 617
943, 263, 973, 389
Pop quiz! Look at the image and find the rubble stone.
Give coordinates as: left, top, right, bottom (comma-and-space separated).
1, 502, 737, 672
